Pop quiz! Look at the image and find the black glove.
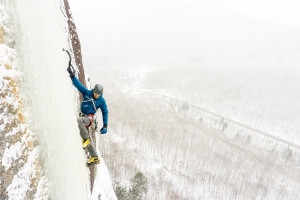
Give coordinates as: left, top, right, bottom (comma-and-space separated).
100, 125, 107, 134
67, 67, 75, 78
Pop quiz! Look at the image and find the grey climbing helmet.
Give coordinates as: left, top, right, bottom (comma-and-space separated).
93, 84, 103, 95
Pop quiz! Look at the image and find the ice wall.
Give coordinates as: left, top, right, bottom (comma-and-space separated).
6, 0, 89, 199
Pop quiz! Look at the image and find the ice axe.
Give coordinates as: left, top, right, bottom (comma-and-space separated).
62, 48, 75, 75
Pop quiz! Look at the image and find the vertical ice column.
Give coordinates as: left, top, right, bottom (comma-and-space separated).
8, 0, 90, 199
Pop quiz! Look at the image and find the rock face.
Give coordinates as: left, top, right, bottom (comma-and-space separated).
63, 0, 97, 192
63, 0, 87, 89
0, 5, 45, 199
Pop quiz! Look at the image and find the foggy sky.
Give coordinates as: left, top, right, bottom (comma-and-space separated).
69, 0, 300, 69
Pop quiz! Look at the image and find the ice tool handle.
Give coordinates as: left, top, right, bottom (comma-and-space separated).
62, 48, 75, 74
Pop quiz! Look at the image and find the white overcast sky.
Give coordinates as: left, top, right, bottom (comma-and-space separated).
70, 0, 300, 28
69, 0, 300, 69
215, 0, 300, 28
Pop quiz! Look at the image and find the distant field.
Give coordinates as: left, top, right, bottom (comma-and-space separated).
90, 66, 300, 145
90, 66, 300, 199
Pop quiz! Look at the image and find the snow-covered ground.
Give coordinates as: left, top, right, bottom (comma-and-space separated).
89, 67, 300, 199
142, 67, 300, 145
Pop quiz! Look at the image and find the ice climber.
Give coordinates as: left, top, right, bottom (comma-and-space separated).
68, 68, 108, 166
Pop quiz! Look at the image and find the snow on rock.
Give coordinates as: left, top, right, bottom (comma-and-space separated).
91, 134, 117, 200
0, 3, 46, 199
92, 157, 118, 200
6, 146, 47, 200
1, 141, 23, 170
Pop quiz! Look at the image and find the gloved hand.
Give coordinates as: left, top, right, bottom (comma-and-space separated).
100, 125, 107, 134
67, 67, 75, 78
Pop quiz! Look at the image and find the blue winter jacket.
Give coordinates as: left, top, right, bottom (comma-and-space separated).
71, 77, 108, 125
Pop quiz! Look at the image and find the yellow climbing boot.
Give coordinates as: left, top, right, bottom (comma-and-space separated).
87, 157, 100, 166
82, 139, 90, 149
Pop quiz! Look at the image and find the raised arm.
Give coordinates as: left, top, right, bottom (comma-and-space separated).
71, 76, 89, 95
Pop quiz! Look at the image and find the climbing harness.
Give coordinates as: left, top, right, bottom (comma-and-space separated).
79, 112, 94, 128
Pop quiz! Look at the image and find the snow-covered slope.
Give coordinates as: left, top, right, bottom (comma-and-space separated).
1, 1, 115, 199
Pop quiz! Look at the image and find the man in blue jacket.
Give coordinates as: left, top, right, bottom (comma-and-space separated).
68, 69, 108, 166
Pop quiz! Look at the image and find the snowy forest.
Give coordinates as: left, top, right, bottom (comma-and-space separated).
1, 0, 300, 200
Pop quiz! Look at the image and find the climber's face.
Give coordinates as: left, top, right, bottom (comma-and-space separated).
93, 91, 100, 99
